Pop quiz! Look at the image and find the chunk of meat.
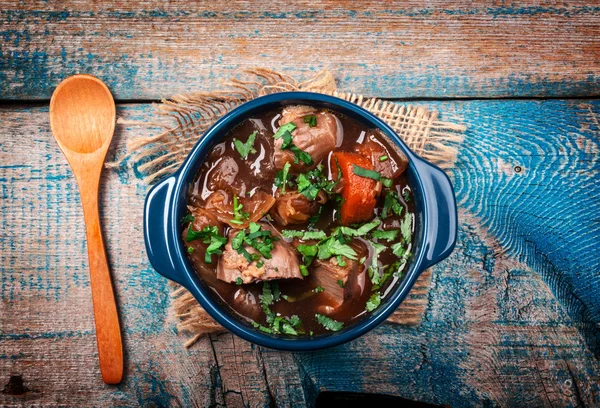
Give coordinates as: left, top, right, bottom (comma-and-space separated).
270, 191, 323, 226
206, 156, 243, 193
217, 224, 302, 284
204, 190, 276, 229
232, 288, 262, 320
311, 241, 368, 312
274, 105, 339, 172
330, 152, 378, 225
182, 207, 224, 283
354, 133, 409, 179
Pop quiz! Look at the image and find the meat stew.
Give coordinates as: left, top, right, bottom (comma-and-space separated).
181, 105, 416, 336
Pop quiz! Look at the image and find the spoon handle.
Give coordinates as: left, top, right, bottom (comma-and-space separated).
80, 187, 124, 385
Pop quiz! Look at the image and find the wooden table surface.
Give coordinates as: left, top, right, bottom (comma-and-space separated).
1, 2, 599, 407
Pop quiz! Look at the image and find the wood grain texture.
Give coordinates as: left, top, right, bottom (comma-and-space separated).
1, 1, 600, 100
1, 101, 599, 406
49, 74, 123, 384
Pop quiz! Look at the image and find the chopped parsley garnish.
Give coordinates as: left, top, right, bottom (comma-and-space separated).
317, 235, 357, 260
273, 122, 313, 165
381, 177, 394, 188
391, 242, 407, 258
204, 234, 228, 263
296, 166, 338, 201
304, 115, 317, 127
337, 279, 344, 288
338, 219, 381, 237
352, 164, 395, 188
313, 286, 324, 294
352, 164, 382, 181
257, 282, 303, 335
367, 241, 387, 286
185, 225, 227, 263
231, 223, 278, 264
233, 131, 258, 159
379, 155, 389, 162
252, 321, 273, 334
283, 230, 328, 241
181, 214, 194, 224
299, 265, 309, 277
280, 130, 293, 149
373, 261, 407, 291
297, 173, 320, 200
273, 122, 297, 139
315, 314, 344, 332
232, 194, 250, 223
281, 230, 304, 239
403, 189, 411, 202
290, 145, 313, 165
365, 292, 381, 312
274, 162, 292, 194
235, 277, 243, 285
371, 229, 399, 241
381, 190, 403, 219
187, 246, 195, 254
400, 213, 412, 243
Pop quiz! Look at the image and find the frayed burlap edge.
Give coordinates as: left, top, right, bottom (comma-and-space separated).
110, 68, 465, 347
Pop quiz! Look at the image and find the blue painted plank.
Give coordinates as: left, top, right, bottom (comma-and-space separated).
1, 2, 600, 99
1, 100, 599, 406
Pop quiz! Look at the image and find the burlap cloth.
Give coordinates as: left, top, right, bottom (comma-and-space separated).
113, 69, 465, 347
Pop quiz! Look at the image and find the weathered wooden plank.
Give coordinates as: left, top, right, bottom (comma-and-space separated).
2, 1, 600, 100
1, 101, 599, 407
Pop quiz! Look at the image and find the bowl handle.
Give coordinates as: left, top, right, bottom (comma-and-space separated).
143, 175, 187, 286
413, 158, 458, 272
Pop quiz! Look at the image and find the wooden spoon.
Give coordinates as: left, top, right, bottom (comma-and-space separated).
49, 74, 123, 385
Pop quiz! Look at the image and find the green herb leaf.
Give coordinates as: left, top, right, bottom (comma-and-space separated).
281, 230, 304, 239
205, 234, 228, 263
313, 286, 324, 293
379, 155, 388, 162
302, 231, 327, 241
382, 190, 403, 219
273, 122, 297, 139
290, 145, 313, 165
297, 244, 318, 258
391, 242, 406, 258
400, 214, 412, 243
368, 241, 387, 285
181, 214, 194, 224
233, 131, 258, 159
317, 236, 358, 260
235, 277, 243, 285
281, 322, 298, 335
381, 177, 394, 188
280, 130, 293, 149
303, 115, 317, 127
299, 265, 309, 277
315, 314, 344, 331
279, 162, 291, 193
371, 229, 399, 241
252, 321, 273, 334
297, 173, 320, 200
337, 279, 344, 288
338, 219, 381, 237
231, 231, 246, 250
352, 164, 381, 181
365, 292, 381, 312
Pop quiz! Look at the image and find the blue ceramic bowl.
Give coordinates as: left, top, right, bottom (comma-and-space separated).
144, 92, 457, 351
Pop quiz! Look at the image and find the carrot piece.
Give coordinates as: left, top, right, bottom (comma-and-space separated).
330, 152, 378, 225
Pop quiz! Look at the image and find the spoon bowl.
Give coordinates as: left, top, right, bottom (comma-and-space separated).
49, 74, 123, 385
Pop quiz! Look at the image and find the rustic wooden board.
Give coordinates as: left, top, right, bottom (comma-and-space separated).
1, 101, 599, 406
2, 1, 600, 100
